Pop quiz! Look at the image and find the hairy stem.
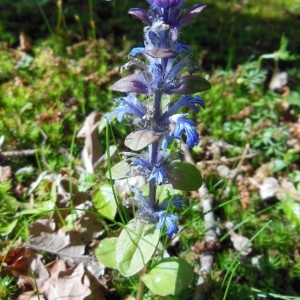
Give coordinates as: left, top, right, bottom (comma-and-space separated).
148, 89, 163, 206
153, 90, 162, 122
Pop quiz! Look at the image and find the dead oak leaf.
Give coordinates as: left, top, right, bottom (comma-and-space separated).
225, 222, 252, 256
18, 291, 45, 300
230, 232, 252, 256
249, 177, 300, 201
27, 229, 87, 264
41, 262, 96, 300
1, 247, 35, 277
1, 247, 49, 289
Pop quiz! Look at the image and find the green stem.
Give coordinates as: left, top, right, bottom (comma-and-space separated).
136, 269, 146, 300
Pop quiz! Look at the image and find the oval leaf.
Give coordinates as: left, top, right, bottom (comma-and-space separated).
106, 160, 131, 180
78, 172, 96, 192
116, 219, 160, 277
128, 8, 150, 24
95, 237, 118, 269
142, 258, 194, 296
111, 73, 149, 94
125, 130, 163, 151
165, 161, 202, 191
93, 183, 117, 220
166, 75, 211, 94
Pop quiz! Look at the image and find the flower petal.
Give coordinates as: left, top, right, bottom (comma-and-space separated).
129, 47, 145, 56
161, 95, 205, 120
107, 94, 147, 122
155, 211, 179, 238
169, 114, 199, 148
147, 165, 167, 185
159, 195, 187, 210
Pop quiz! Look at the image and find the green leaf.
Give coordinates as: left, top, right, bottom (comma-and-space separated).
0, 219, 18, 236
142, 258, 194, 296
15, 52, 33, 69
155, 184, 182, 205
93, 183, 117, 220
0, 195, 20, 214
18, 200, 55, 215
116, 219, 160, 277
281, 199, 300, 228
106, 160, 131, 180
285, 91, 300, 107
125, 130, 163, 151
78, 172, 96, 192
165, 161, 202, 191
167, 75, 211, 94
95, 237, 118, 269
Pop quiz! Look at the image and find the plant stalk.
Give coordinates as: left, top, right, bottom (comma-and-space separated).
136, 269, 146, 300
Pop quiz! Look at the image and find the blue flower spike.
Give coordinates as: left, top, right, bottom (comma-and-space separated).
109, 0, 210, 237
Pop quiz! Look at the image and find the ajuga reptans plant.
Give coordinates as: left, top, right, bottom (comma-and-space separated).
106, 0, 211, 286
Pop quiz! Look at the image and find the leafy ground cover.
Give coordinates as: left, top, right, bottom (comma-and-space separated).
0, 0, 300, 299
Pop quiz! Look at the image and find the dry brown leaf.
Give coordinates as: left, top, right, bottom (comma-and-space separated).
225, 222, 252, 256
1, 247, 49, 290
0, 165, 12, 181
78, 210, 104, 241
17, 253, 49, 289
289, 122, 300, 141
268, 71, 288, 91
29, 218, 56, 236
227, 105, 254, 120
277, 178, 300, 201
42, 262, 91, 300
83, 268, 106, 300
18, 32, 33, 52
230, 231, 252, 256
1, 247, 34, 276
18, 291, 45, 300
27, 224, 88, 264
46, 259, 67, 278
259, 177, 281, 200
250, 177, 300, 202
249, 162, 274, 189
77, 111, 102, 173
216, 165, 231, 178
18, 260, 105, 300
237, 179, 251, 210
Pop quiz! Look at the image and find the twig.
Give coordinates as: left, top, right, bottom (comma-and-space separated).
40, 128, 53, 171
178, 141, 218, 300
179, 141, 195, 164
223, 143, 250, 197
0, 149, 37, 158
199, 151, 258, 165
193, 183, 217, 300
230, 143, 250, 181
